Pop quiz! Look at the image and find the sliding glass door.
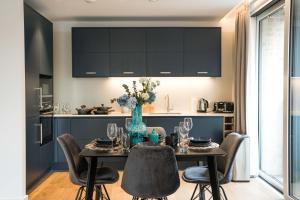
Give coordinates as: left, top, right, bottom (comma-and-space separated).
258, 4, 285, 190
290, 0, 300, 199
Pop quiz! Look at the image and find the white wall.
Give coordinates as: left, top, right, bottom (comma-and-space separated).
53, 19, 235, 113
0, 0, 27, 200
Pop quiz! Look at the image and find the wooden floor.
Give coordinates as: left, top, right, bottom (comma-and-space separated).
29, 172, 284, 200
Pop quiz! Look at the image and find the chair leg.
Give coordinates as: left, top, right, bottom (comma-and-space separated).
200, 185, 206, 200
77, 186, 85, 200
190, 184, 199, 200
220, 186, 228, 200
102, 185, 111, 200
75, 186, 84, 200
95, 186, 102, 200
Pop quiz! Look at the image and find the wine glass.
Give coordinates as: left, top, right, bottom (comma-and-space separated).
125, 118, 132, 131
184, 117, 193, 132
121, 132, 130, 152
107, 123, 117, 151
173, 126, 180, 146
62, 103, 71, 114
117, 127, 124, 146
179, 121, 189, 153
179, 122, 188, 139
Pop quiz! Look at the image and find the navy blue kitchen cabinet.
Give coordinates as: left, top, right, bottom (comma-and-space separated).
54, 118, 71, 166
110, 28, 146, 52
110, 53, 146, 77
71, 27, 221, 77
73, 28, 110, 52
25, 4, 41, 118
145, 116, 223, 143
146, 52, 183, 76
183, 28, 221, 77
72, 28, 110, 77
146, 28, 183, 52
71, 118, 124, 142
39, 15, 53, 76
26, 117, 42, 190
146, 28, 184, 76
110, 28, 146, 76
72, 53, 110, 77
25, 4, 54, 191
54, 117, 126, 169
145, 117, 182, 134
40, 141, 54, 175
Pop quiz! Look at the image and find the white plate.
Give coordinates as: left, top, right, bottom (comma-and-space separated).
85, 143, 121, 152
188, 142, 219, 152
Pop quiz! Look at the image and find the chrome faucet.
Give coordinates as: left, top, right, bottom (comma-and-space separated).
165, 94, 173, 112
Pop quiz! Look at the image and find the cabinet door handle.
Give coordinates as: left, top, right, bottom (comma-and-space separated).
160, 72, 171, 74
197, 71, 208, 74
35, 88, 43, 109
123, 72, 134, 75
85, 72, 97, 75
35, 123, 43, 145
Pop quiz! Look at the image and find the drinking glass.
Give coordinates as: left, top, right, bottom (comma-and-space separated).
174, 126, 180, 147
179, 121, 189, 153
107, 123, 117, 151
62, 103, 71, 114
125, 118, 132, 131
184, 117, 193, 132
121, 133, 130, 152
117, 127, 124, 146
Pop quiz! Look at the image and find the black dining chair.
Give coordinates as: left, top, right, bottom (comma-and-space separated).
121, 145, 180, 200
57, 134, 119, 200
182, 132, 247, 200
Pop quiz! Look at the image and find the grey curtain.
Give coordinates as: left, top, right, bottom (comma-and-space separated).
234, 6, 248, 134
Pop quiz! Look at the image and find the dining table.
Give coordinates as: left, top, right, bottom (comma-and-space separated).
79, 144, 226, 200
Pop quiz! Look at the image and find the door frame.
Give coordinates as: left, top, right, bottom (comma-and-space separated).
256, 1, 285, 192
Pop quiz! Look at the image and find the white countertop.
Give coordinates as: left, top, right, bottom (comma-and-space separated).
53, 112, 234, 118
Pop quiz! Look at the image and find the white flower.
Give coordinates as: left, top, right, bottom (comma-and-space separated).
141, 93, 149, 100
156, 80, 160, 86
139, 78, 148, 84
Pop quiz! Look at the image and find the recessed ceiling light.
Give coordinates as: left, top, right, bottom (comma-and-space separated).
149, 0, 159, 2
85, 0, 97, 3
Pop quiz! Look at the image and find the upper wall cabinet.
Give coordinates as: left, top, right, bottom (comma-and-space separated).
110, 28, 146, 76
72, 28, 110, 77
71, 27, 221, 77
24, 4, 53, 77
146, 28, 183, 76
39, 16, 53, 76
183, 28, 221, 77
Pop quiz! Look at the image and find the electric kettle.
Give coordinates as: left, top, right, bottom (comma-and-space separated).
198, 98, 209, 113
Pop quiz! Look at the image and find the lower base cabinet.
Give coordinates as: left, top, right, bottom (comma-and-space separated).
53, 116, 224, 170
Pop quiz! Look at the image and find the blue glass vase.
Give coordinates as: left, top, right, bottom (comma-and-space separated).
128, 104, 147, 145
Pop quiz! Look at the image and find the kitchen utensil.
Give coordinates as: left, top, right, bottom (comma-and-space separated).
76, 105, 94, 115
198, 98, 209, 113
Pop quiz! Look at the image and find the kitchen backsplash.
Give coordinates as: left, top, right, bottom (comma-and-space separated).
53, 19, 235, 113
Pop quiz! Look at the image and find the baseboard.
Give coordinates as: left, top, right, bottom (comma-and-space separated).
0, 195, 28, 200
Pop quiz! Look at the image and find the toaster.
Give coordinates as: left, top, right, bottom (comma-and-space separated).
213, 102, 234, 113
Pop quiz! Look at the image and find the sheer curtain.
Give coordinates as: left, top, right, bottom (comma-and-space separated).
246, 14, 259, 177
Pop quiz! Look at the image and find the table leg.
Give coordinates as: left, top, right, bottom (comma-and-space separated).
207, 156, 221, 200
86, 157, 97, 200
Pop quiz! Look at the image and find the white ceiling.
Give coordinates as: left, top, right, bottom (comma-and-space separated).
25, 0, 242, 21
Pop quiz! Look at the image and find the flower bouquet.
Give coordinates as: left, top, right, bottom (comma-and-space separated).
111, 78, 160, 144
